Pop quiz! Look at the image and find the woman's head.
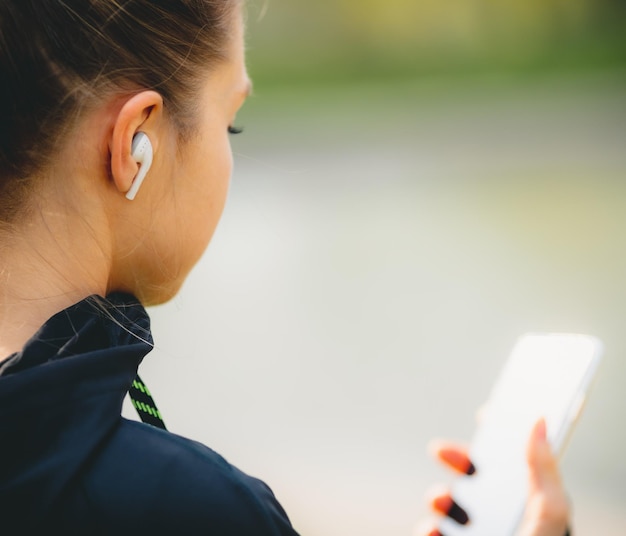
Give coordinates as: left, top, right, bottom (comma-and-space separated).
0, 0, 250, 305
0, 0, 240, 211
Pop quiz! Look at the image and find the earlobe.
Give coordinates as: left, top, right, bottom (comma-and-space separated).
108, 91, 162, 198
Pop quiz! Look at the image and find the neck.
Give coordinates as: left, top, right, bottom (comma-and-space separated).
0, 203, 111, 359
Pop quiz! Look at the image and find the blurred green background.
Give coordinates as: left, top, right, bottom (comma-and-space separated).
245, 0, 625, 86
142, 2, 626, 535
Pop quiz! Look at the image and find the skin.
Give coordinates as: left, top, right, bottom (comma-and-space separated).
0, 10, 250, 358
0, 7, 568, 535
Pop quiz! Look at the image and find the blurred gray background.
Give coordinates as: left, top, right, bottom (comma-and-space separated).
128, 1, 625, 534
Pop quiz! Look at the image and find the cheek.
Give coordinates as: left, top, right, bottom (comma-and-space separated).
201, 135, 232, 221
129, 134, 232, 305
183, 136, 233, 256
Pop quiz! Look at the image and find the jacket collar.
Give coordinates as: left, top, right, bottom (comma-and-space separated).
0, 292, 152, 376
0, 292, 154, 511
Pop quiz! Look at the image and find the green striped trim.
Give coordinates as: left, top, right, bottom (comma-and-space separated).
132, 379, 152, 397
130, 374, 166, 430
132, 399, 163, 421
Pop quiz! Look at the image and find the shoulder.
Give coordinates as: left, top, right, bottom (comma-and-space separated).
76, 419, 298, 536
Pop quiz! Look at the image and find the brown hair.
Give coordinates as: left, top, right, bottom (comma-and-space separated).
0, 0, 239, 221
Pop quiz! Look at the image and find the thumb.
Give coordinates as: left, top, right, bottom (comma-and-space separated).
518, 418, 569, 536
526, 418, 561, 493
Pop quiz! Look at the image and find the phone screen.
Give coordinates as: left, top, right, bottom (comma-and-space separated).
438, 333, 602, 536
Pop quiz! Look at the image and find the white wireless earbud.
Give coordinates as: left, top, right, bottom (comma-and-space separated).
126, 132, 153, 200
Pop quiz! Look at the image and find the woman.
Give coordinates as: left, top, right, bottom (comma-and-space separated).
0, 1, 569, 534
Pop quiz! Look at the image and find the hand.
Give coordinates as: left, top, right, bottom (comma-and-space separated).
418, 419, 570, 536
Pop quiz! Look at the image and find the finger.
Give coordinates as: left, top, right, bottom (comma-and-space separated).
518, 418, 570, 535
428, 440, 476, 475
415, 529, 443, 536
526, 418, 561, 492
430, 492, 470, 526
412, 519, 444, 536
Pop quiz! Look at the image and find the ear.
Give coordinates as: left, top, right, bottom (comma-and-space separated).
109, 91, 163, 196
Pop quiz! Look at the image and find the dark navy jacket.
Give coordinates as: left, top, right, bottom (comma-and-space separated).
0, 294, 299, 535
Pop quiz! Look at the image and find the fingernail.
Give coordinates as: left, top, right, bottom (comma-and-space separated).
535, 418, 547, 442
439, 449, 476, 475
433, 496, 470, 525
447, 500, 470, 525
433, 495, 453, 516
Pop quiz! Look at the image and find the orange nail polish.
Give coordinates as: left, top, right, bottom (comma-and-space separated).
433, 495, 469, 525
439, 448, 476, 475
433, 495, 453, 516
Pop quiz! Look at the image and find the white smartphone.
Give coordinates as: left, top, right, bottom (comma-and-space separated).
438, 333, 603, 536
